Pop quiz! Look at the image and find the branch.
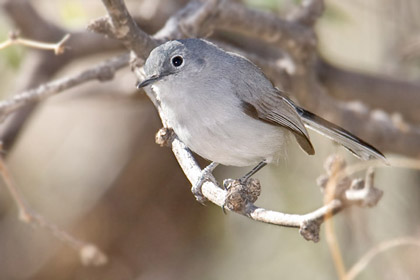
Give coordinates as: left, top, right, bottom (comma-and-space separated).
100, 0, 158, 58
1, 0, 124, 73
215, 1, 318, 63
0, 156, 107, 266
96, 0, 317, 62
153, 0, 221, 40
0, 31, 70, 54
2, 0, 64, 41
317, 59, 420, 124
2, 0, 124, 61
0, 53, 129, 122
166, 131, 382, 242
304, 82, 420, 158
154, 0, 317, 62
0, 0, 126, 149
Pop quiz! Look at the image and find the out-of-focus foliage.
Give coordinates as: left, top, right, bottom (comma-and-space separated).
59, 1, 89, 28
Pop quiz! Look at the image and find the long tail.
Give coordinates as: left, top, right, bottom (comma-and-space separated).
295, 106, 387, 163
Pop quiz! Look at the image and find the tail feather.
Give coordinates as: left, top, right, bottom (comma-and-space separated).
296, 106, 387, 163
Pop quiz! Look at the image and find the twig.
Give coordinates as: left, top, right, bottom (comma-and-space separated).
345, 237, 420, 280
2, 0, 64, 41
0, 53, 130, 122
0, 31, 70, 54
324, 217, 346, 278
0, 156, 107, 266
320, 156, 385, 279
87, 16, 115, 38
323, 156, 348, 279
319, 157, 420, 279
158, 131, 382, 242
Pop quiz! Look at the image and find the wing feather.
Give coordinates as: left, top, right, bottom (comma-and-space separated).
240, 89, 315, 155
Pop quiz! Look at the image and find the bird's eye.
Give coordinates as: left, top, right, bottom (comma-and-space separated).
171, 56, 183, 67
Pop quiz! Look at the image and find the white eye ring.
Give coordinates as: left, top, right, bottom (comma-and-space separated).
171, 55, 184, 67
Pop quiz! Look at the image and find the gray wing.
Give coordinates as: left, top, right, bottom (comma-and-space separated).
240, 89, 315, 155
229, 51, 385, 162
228, 52, 314, 155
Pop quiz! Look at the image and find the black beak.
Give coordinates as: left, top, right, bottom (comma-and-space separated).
137, 75, 161, 88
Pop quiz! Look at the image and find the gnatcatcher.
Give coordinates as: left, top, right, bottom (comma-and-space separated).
138, 39, 385, 201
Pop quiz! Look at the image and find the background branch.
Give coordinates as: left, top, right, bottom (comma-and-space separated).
0, 156, 107, 266
0, 31, 70, 54
317, 59, 420, 123
0, 53, 129, 121
101, 0, 158, 58
345, 237, 420, 280
287, 0, 325, 26
0, 0, 124, 149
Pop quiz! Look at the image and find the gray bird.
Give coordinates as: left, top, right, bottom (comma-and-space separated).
138, 39, 385, 200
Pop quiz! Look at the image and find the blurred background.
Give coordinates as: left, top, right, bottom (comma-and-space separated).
0, 0, 420, 279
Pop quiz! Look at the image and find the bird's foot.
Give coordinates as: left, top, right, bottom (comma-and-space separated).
191, 162, 219, 205
222, 177, 261, 213
222, 175, 251, 190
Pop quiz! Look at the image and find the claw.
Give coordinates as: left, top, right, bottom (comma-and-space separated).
221, 179, 235, 214
222, 178, 234, 190
191, 162, 219, 204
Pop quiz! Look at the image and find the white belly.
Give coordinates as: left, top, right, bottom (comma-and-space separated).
154, 84, 289, 167
181, 116, 288, 166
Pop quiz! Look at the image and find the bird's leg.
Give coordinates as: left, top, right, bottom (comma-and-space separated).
221, 161, 266, 213
239, 161, 267, 185
223, 160, 267, 190
191, 162, 219, 204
